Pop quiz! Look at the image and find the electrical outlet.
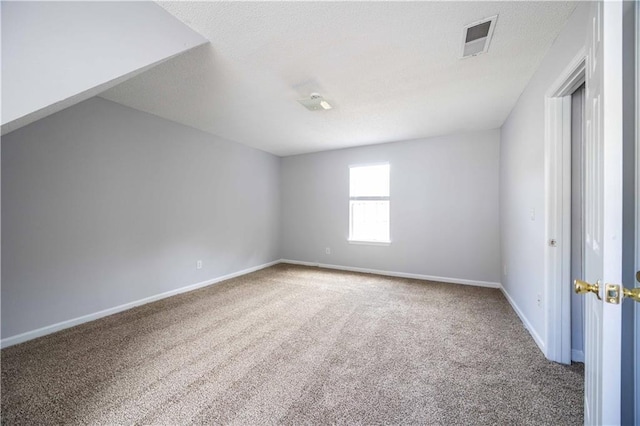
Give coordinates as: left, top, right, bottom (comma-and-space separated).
196, 260, 203, 270
325, 247, 331, 255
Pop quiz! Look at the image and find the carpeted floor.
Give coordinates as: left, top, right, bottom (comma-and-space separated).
1, 264, 583, 425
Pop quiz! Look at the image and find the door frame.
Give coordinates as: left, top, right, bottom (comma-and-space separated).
544, 50, 586, 364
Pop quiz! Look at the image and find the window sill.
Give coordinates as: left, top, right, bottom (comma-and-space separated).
348, 240, 391, 246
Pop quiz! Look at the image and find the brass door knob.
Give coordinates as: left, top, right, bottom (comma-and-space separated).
574, 279, 601, 300
623, 287, 640, 303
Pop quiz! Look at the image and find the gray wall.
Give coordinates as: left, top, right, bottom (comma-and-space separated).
500, 3, 589, 344
621, 1, 636, 423
281, 130, 501, 284
1, 97, 280, 338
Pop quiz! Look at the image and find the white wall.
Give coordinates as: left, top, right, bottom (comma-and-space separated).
281, 130, 501, 286
1, 1, 207, 135
500, 3, 589, 348
1, 97, 280, 340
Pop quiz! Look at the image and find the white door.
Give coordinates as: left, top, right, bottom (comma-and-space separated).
581, 1, 624, 425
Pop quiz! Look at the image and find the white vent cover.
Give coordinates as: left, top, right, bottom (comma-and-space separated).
297, 93, 333, 111
461, 15, 497, 58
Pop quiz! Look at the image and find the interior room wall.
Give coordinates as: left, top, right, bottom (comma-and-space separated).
620, 1, 637, 423
1, 97, 280, 341
499, 3, 589, 350
280, 129, 501, 286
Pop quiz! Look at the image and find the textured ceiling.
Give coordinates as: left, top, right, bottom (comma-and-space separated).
100, 1, 577, 156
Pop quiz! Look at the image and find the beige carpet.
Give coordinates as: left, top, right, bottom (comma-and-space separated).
1, 264, 583, 425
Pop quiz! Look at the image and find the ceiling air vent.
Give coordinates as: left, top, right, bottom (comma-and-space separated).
461, 15, 497, 58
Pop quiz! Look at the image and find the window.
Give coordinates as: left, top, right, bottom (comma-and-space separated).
349, 164, 390, 244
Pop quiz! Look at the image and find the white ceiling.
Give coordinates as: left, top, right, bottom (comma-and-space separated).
100, 1, 577, 157
1, 1, 206, 135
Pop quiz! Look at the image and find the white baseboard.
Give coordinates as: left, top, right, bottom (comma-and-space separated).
280, 259, 321, 267
571, 349, 584, 363
499, 285, 546, 355
280, 259, 501, 289
1, 259, 502, 349
0, 259, 280, 349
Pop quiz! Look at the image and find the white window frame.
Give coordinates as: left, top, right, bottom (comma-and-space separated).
348, 163, 391, 245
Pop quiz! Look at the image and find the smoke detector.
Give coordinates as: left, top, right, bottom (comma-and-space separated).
461, 15, 497, 58
297, 93, 333, 111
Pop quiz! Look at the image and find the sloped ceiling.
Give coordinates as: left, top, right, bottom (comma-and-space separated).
101, 1, 577, 157
1, 1, 207, 135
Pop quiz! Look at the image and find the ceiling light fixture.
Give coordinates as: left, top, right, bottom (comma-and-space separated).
297, 93, 333, 111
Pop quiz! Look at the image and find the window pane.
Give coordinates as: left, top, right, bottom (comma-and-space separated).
349, 164, 390, 197
350, 200, 390, 242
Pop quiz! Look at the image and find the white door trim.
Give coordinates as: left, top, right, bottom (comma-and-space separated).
544, 50, 586, 364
